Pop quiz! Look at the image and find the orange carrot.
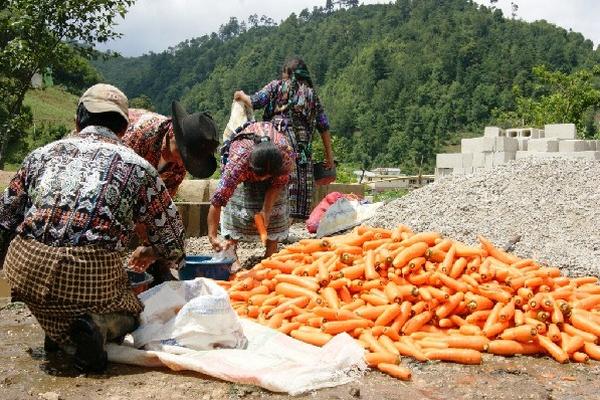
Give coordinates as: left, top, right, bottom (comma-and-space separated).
572, 351, 589, 363
435, 292, 464, 319
377, 363, 412, 381
364, 352, 398, 366
275, 282, 322, 304
499, 325, 537, 342
378, 334, 401, 355
443, 335, 490, 351
322, 319, 373, 335
571, 313, 600, 336
477, 236, 518, 265
392, 242, 429, 268
290, 329, 332, 346
562, 323, 598, 344
375, 303, 402, 327
254, 213, 268, 244
278, 321, 301, 334
402, 310, 434, 335
424, 348, 482, 364
584, 342, 600, 360
548, 323, 561, 342
393, 341, 428, 362
486, 340, 542, 356
274, 274, 320, 291
536, 334, 568, 363
322, 286, 340, 309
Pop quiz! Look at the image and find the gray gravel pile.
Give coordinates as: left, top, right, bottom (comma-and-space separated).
369, 158, 600, 277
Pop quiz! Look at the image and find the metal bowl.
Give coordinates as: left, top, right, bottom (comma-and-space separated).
179, 255, 234, 281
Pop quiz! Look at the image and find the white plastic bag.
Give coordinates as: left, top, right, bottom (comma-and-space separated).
108, 279, 366, 394
132, 278, 247, 350
316, 198, 384, 238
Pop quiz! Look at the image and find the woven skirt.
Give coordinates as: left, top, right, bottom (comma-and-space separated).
4, 235, 143, 345
221, 181, 289, 242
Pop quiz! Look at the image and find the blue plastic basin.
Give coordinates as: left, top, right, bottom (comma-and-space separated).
179, 255, 234, 281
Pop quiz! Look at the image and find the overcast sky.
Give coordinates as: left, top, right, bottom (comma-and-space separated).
97, 0, 600, 57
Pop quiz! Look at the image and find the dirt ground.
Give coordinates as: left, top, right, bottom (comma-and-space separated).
1, 296, 599, 400
2, 228, 600, 400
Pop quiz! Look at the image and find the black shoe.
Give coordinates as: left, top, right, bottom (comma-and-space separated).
44, 335, 60, 353
69, 315, 108, 373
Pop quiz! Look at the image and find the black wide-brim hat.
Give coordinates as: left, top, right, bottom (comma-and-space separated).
172, 101, 219, 179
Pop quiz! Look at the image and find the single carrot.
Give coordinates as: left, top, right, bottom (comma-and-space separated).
486, 340, 542, 356
402, 310, 434, 335
322, 319, 374, 335
435, 272, 469, 293
278, 321, 301, 334
499, 325, 537, 342
274, 274, 320, 291
424, 348, 482, 364
392, 242, 429, 268
322, 286, 341, 309
267, 296, 309, 317
572, 351, 589, 363
458, 324, 482, 336
564, 335, 585, 354
290, 329, 332, 346
443, 335, 490, 351
360, 330, 389, 353
477, 236, 518, 265
570, 313, 600, 336
547, 323, 561, 342
482, 321, 509, 338
375, 303, 402, 326
377, 363, 412, 381
275, 282, 321, 304
378, 334, 401, 355
536, 334, 569, 363
364, 352, 398, 367
584, 342, 600, 360
393, 341, 428, 362
450, 257, 468, 279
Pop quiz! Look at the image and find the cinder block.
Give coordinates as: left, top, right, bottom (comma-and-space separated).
483, 126, 505, 137
462, 153, 473, 168
493, 152, 516, 166
495, 137, 519, 152
545, 123, 576, 139
559, 140, 589, 152
452, 167, 474, 176
570, 151, 600, 160
484, 152, 494, 168
436, 153, 463, 168
506, 129, 520, 138
587, 140, 598, 151
528, 138, 559, 152
435, 168, 453, 179
517, 138, 528, 151
461, 137, 496, 153
516, 128, 544, 139
472, 152, 486, 168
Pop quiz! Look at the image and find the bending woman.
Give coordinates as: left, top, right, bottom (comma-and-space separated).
235, 56, 334, 220
208, 122, 295, 264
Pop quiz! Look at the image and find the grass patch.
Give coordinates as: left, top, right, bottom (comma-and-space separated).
372, 188, 409, 203
24, 86, 78, 130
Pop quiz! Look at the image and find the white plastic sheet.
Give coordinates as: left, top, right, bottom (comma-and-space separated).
316, 198, 384, 238
107, 279, 366, 394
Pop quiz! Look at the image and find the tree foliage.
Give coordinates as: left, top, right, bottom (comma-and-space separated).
95, 0, 600, 172
494, 65, 600, 138
0, 0, 134, 168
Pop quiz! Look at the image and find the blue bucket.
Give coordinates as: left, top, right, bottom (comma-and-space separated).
179, 255, 235, 281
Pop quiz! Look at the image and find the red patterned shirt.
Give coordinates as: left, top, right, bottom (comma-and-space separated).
122, 109, 186, 197
211, 122, 295, 207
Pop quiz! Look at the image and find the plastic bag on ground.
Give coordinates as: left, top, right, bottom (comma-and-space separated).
108, 279, 366, 395
316, 198, 384, 238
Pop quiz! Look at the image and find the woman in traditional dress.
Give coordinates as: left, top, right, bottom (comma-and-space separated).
234, 57, 335, 220
207, 120, 295, 265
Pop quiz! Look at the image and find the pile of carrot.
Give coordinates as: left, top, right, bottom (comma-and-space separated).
218, 225, 600, 381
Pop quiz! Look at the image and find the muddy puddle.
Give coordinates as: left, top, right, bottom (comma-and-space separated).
1, 298, 599, 400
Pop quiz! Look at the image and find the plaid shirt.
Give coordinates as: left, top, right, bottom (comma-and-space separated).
211, 122, 295, 207
122, 108, 187, 197
0, 126, 185, 262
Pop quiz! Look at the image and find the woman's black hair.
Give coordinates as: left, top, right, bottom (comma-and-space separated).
282, 56, 313, 88
76, 103, 128, 134
249, 141, 284, 177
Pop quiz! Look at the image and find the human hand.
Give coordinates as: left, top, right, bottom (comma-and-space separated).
323, 156, 335, 170
129, 245, 157, 272
209, 235, 236, 252
234, 90, 251, 107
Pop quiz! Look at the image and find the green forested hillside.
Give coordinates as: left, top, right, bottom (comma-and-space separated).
95, 0, 599, 173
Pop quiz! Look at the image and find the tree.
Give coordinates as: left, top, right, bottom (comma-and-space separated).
129, 94, 155, 111
325, 0, 334, 13
495, 65, 600, 137
0, 0, 135, 168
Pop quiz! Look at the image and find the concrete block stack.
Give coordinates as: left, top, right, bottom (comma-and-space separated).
435, 124, 600, 178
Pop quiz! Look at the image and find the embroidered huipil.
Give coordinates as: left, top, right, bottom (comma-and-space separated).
250, 79, 330, 141
122, 108, 186, 197
211, 122, 295, 207
0, 126, 185, 262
